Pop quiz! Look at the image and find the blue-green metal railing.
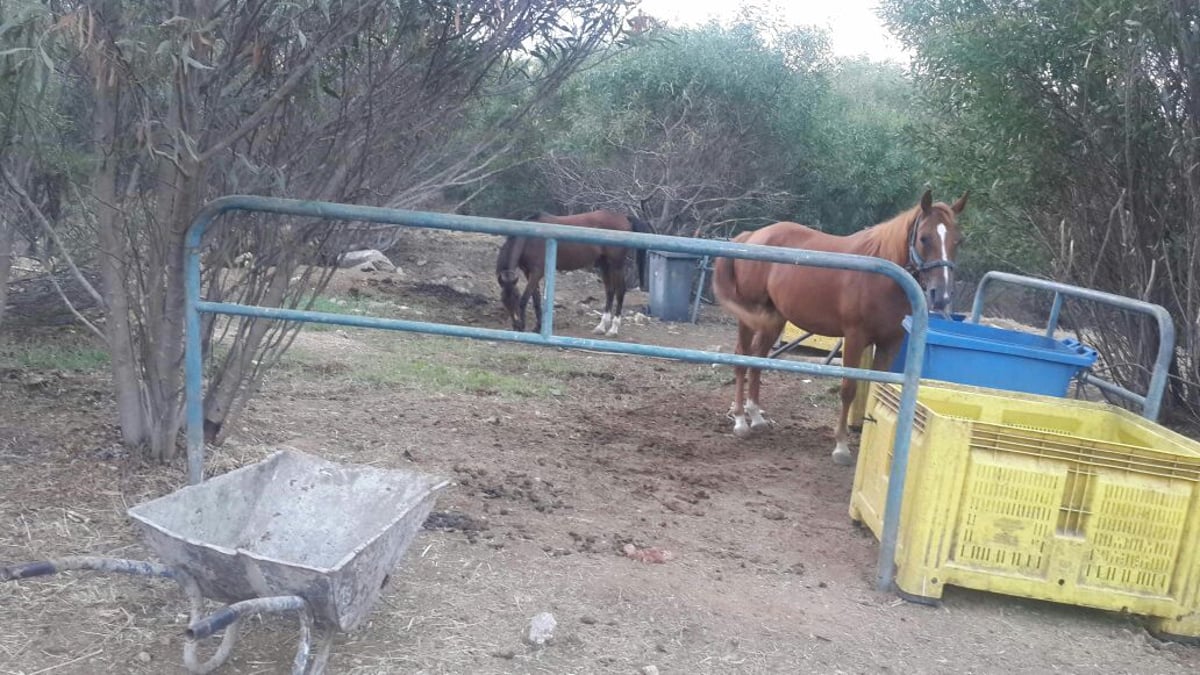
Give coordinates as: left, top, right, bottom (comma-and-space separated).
184, 195, 930, 592
969, 271, 1176, 420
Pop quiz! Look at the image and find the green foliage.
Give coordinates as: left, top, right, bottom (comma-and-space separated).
795, 58, 931, 234
881, 0, 1200, 416
0, 337, 109, 371
554, 22, 821, 147
876, 0, 1173, 276
0, 3, 82, 173
280, 332, 604, 399
466, 18, 939, 239
514, 20, 835, 233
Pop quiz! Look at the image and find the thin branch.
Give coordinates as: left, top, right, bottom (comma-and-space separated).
197, 12, 365, 163
0, 163, 106, 309
46, 272, 107, 340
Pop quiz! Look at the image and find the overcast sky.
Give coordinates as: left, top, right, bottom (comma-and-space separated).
635, 0, 909, 63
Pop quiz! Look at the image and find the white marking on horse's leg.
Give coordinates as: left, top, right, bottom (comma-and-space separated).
605, 316, 622, 337
937, 223, 951, 286
593, 312, 613, 334
732, 414, 752, 439
745, 399, 770, 430
831, 440, 853, 466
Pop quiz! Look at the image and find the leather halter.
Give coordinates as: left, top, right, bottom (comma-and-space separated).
905, 211, 957, 279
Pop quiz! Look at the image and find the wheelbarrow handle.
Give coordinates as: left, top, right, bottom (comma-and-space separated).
187, 595, 309, 640
1, 556, 175, 582
188, 606, 242, 640
1, 561, 57, 580
187, 595, 323, 675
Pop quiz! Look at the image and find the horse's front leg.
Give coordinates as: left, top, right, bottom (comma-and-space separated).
745, 321, 785, 431
871, 338, 902, 374
604, 266, 626, 337
593, 263, 615, 335
729, 322, 755, 438
832, 332, 868, 466
522, 270, 544, 333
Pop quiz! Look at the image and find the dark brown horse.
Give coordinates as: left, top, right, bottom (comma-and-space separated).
712, 189, 967, 465
496, 210, 653, 335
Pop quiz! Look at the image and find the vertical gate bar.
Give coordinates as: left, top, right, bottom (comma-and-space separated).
1045, 292, 1064, 338
875, 276, 928, 592
184, 223, 209, 485
541, 238, 557, 339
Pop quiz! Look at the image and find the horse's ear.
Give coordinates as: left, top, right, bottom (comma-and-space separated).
920, 189, 933, 214
951, 191, 969, 214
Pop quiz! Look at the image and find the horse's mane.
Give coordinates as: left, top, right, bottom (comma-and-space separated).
861, 202, 955, 264
860, 205, 918, 262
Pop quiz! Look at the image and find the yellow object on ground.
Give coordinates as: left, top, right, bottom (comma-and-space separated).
776, 323, 870, 427
851, 380, 1200, 640
779, 322, 842, 354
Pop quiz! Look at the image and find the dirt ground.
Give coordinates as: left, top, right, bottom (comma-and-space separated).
3, 227, 1200, 674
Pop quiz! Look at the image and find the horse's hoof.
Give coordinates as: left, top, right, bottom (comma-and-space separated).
732, 414, 752, 438
831, 447, 854, 466
750, 418, 771, 432
604, 328, 619, 337
592, 325, 607, 335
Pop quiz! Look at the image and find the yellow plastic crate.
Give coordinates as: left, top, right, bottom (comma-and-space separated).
850, 380, 1200, 639
780, 322, 841, 355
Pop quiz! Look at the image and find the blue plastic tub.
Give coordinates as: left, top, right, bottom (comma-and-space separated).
889, 315, 1099, 397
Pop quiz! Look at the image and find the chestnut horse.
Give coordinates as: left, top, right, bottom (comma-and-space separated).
712, 189, 967, 465
496, 210, 653, 335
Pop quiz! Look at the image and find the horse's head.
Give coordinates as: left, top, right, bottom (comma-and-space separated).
909, 189, 968, 316
497, 268, 524, 330
496, 236, 528, 330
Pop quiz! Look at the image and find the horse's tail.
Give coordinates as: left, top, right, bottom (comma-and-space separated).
711, 232, 778, 333
627, 215, 654, 290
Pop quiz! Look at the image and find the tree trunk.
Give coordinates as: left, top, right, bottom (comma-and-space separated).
202, 260, 294, 442
0, 211, 13, 330
143, 158, 201, 461
91, 42, 149, 448
142, 2, 214, 460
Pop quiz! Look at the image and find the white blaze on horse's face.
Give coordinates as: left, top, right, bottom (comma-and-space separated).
936, 223, 951, 287
918, 216, 956, 315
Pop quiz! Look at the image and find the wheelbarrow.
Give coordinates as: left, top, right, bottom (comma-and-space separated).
1, 449, 449, 674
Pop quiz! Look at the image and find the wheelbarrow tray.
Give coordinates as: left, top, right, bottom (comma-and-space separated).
128, 449, 449, 631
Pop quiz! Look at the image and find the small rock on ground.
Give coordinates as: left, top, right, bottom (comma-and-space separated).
525, 611, 556, 647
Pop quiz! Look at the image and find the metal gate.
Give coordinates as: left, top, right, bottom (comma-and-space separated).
184, 195, 932, 591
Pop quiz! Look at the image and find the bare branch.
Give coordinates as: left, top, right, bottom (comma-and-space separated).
0, 162, 106, 309
45, 272, 107, 340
